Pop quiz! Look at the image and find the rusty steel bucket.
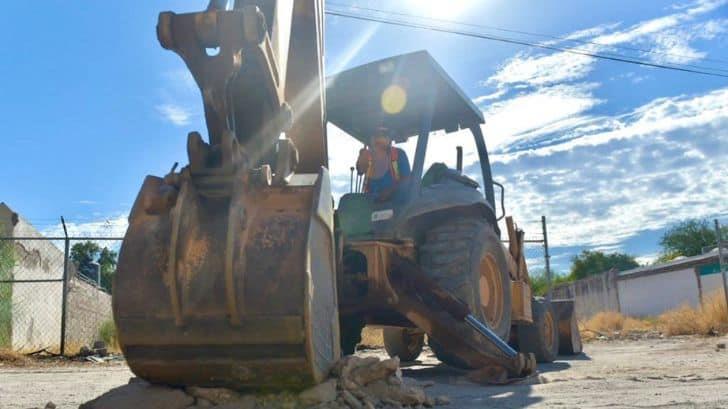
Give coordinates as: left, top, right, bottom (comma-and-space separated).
113, 167, 340, 390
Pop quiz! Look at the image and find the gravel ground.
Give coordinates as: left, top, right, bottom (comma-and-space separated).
2, 336, 727, 409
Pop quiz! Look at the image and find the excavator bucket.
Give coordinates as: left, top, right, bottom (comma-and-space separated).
114, 169, 339, 390
113, 0, 338, 390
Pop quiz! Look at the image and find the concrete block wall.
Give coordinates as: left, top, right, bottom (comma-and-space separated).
618, 267, 700, 317
553, 269, 621, 319
65, 275, 112, 351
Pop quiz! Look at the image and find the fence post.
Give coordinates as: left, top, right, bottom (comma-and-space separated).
542, 215, 552, 302
60, 217, 69, 356
715, 219, 727, 309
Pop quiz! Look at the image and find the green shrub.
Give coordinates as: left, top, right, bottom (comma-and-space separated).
98, 319, 117, 348
0, 235, 14, 348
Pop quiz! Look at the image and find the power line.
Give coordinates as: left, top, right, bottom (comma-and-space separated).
326, 2, 728, 68
325, 9, 728, 79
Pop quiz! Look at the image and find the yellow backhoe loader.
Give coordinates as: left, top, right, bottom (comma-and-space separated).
113, 0, 581, 391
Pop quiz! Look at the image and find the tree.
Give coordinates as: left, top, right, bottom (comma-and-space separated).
70, 241, 101, 278
658, 219, 728, 262
70, 241, 117, 293
569, 250, 639, 281
529, 270, 571, 296
97, 247, 118, 292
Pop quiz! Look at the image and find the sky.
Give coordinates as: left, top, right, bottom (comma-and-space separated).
0, 0, 726, 273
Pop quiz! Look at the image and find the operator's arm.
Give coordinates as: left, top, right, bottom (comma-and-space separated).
356, 148, 371, 175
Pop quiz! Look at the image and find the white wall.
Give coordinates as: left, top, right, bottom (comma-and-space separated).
700, 272, 727, 301
9, 219, 64, 351
617, 268, 700, 317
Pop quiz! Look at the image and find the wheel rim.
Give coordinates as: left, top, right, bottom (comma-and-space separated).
543, 309, 555, 350
478, 254, 504, 329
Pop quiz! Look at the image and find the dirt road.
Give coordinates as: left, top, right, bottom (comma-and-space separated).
2, 336, 727, 408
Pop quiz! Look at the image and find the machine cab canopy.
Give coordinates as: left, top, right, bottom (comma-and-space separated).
326, 51, 484, 144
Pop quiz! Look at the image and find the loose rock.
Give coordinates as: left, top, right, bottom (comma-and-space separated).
350, 358, 400, 386
299, 379, 337, 406
81, 355, 444, 409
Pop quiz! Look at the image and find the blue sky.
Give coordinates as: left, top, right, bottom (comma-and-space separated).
1, 0, 726, 273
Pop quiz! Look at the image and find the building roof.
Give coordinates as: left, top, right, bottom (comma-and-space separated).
326, 50, 484, 145
618, 249, 721, 280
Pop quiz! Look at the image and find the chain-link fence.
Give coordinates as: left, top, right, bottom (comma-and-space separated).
0, 231, 122, 355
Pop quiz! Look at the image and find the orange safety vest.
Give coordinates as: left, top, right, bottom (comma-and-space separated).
364, 148, 400, 193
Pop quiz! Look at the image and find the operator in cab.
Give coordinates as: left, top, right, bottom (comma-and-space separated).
356, 128, 411, 202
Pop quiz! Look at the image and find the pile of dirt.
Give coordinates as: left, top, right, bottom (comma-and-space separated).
80, 356, 449, 409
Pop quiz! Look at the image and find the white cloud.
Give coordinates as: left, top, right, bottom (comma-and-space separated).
636, 253, 659, 265
472, 88, 507, 104
41, 215, 128, 239
495, 87, 728, 162
481, 83, 603, 150
487, 51, 595, 87
488, 87, 728, 248
643, 18, 727, 64
486, 0, 726, 90
163, 69, 198, 94
558, 23, 624, 43
155, 69, 202, 127
156, 104, 193, 126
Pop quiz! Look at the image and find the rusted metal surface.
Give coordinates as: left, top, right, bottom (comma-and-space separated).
510, 281, 533, 324
115, 168, 338, 390
114, 0, 336, 390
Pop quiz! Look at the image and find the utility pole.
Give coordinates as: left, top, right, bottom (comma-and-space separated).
542, 215, 552, 303
60, 216, 69, 356
716, 219, 727, 309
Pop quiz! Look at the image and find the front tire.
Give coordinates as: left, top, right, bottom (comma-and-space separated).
558, 309, 583, 355
420, 219, 512, 368
518, 298, 559, 363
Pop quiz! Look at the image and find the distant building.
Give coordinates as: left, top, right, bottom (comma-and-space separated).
0, 202, 113, 352
554, 249, 726, 318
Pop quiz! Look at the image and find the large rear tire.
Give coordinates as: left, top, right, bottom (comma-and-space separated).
518, 299, 559, 363
420, 219, 512, 368
383, 328, 425, 362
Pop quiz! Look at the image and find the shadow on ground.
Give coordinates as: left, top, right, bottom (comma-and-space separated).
398, 358, 557, 408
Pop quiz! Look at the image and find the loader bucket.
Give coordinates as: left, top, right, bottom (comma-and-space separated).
113, 168, 340, 390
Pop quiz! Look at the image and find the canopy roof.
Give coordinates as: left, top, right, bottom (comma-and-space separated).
326, 51, 484, 144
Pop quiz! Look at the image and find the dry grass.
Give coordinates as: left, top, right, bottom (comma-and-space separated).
580, 291, 728, 341
360, 326, 384, 347
0, 348, 30, 367
658, 291, 728, 336
579, 311, 655, 341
